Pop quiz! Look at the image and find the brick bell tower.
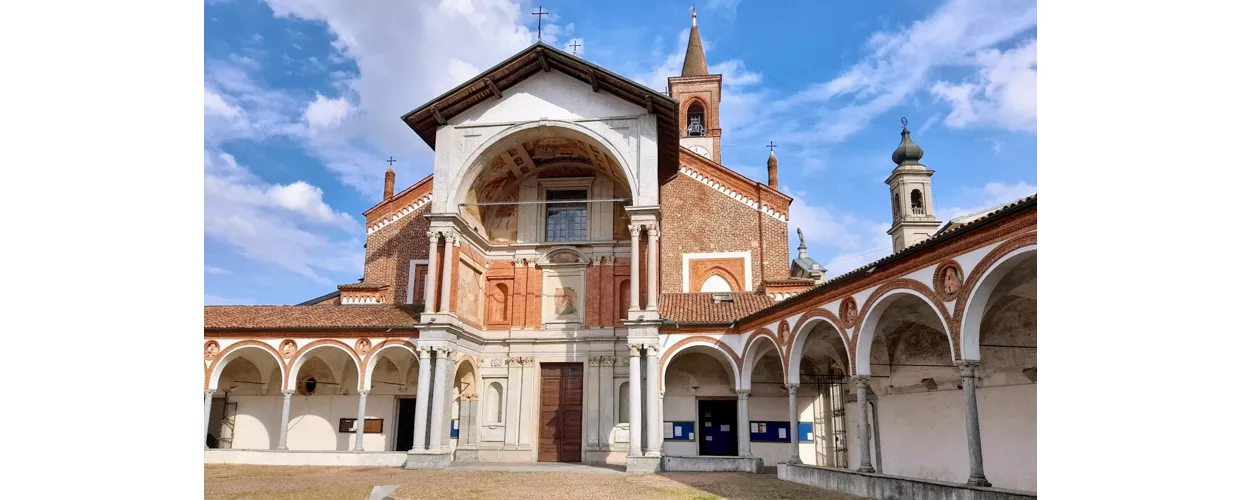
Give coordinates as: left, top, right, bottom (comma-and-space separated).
668, 7, 723, 163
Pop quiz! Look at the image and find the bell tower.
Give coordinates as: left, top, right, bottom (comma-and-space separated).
668, 8, 723, 162
886, 118, 942, 252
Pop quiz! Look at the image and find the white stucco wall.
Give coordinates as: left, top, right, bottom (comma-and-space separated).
226, 394, 398, 452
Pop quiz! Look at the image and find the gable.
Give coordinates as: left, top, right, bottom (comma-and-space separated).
450, 71, 647, 127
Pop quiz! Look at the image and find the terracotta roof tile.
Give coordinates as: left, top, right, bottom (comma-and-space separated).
204, 304, 420, 329
337, 282, 390, 291
660, 292, 776, 324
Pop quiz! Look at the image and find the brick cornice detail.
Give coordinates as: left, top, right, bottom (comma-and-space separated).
677, 162, 788, 221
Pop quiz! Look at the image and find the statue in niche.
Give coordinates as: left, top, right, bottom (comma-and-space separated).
555, 287, 578, 316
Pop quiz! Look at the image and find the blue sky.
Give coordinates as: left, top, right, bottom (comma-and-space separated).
204, 0, 1037, 306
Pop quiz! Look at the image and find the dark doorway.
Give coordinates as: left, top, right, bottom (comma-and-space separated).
698, 399, 738, 456
538, 363, 584, 462
394, 397, 417, 452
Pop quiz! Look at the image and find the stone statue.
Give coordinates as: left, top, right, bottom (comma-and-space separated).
797, 228, 805, 247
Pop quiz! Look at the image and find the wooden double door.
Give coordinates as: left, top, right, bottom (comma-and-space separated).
538, 363, 584, 462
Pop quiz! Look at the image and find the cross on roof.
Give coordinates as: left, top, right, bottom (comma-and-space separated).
532, 6, 549, 40
386, 156, 396, 167
569, 40, 581, 55
767, 141, 777, 153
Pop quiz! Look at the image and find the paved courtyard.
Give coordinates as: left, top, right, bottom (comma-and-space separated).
204, 464, 866, 500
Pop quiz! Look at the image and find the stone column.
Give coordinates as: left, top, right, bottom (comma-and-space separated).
353, 390, 369, 452
628, 224, 641, 312
424, 231, 441, 308
786, 385, 802, 464
854, 376, 875, 473
627, 344, 643, 457
411, 347, 432, 451
599, 357, 616, 449
737, 390, 752, 457
644, 345, 661, 456
645, 223, 659, 311
277, 389, 294, 451
428, 347, 452, 452
958, 361, 991, 487
438, 234, 456, 313
587, 357, 601, 450
204, 390, 215, 449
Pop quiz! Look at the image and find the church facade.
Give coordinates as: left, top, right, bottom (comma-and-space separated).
204, 15, 1037, 495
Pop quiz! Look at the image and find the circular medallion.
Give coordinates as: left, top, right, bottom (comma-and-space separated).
280, 339, 297, 360
934, 260, 965, 302
839, 297, 859, 329
204, 341, 220, 361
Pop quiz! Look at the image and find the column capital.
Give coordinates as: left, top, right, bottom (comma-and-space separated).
426, 230, 441, 243
852, 375, 872, 385
204, 389, 215, 397
599, 356, 616, 366
646, 223, 660, 239
644, 344, 660, 357
514, 258, 525, 268
628, 223, 642, 238
417, 346, 433, 358
736, 389, 750, 399
956, 360, 981, 375
281, 389, 295, 397
786, 384, 799, 394
627, 344, 643, 357
358, 389, 370, 396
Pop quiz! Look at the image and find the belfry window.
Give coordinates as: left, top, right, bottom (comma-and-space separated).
687, 103, 706, 137
911, 189, 925, 215
545, 190, 588, 242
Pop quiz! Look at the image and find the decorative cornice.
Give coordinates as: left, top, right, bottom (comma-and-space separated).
678, 165, 788, 221
367, 193, 433, 235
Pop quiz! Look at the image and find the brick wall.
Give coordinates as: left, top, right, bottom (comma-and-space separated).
660, 172, 790, 293
361, 206, 431, 304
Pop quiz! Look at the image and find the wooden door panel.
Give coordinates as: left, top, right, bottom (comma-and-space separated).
537, 363, 585, 462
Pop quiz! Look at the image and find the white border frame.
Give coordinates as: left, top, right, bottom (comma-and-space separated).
406, 259, 429, 304
681, 251, 753, 292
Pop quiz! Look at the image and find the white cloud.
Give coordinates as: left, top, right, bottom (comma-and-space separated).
786, 195, 894, 278
204, 149, 362, 284
205, 266, 231, 275
302, 92, 354, 131
930, 39, 1037, 132
938, 180, 1037, 222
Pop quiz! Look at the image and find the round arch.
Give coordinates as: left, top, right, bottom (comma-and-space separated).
286, 340, 364, 392
693, 266, 742, 293
206, 340, 285, 391
854, 285, 953, 376
453, 355, 482, 398
786, 309, 850, 384
659, 337, 741, 392
449, 120, 640, 210
361, 340, 419, 390
740, 331, 784, 389
957, 242, 1037, 361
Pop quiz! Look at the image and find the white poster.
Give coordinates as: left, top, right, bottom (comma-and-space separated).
705, 422, 712, 428
750, 423, 759, 433
674, 427, 682, 437
705, 436, 713, 441
777, 428, 787, 439
720, 425, 730, 432
664, 422, 674, 435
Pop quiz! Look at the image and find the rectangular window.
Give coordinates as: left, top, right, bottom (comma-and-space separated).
544, 190, 588, 242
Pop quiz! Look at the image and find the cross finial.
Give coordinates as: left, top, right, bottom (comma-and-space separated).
901, 117, 909, 131
532, 6, 549, 40
569, 40, 581, 55
386, 156, 396, 167
691, 5, 697, 26
767, 141, 777, 153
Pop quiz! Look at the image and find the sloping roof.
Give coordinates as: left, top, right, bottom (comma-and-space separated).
682, 22, 708, 76
295, 290, 340, 306
205, 305, 420, 330
735, 194, 1037, 325
400, 42, 682, 184
337, 282, 390, 291
660, 292, 777, 324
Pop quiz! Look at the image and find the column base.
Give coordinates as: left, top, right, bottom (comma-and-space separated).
966, 475, 992, 487
857, 465, 876, 473
783, 458, 803, 465
275, 446, 288, 451
403, 451, 453, 470
625, 456, 662, 473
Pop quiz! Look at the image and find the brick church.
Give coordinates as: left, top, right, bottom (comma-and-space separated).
205, 12, 1037, 497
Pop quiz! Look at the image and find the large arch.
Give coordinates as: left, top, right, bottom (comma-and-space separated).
361, 340, 419, 390
659, 337, 741, 392
786, 309, 850, 385
206, 340, 285, 391
449, 120, 640, 213
854, 283, 953, 376
286, 340, 363, 392
740, 331, 784, 390
957, 241, 1037, 361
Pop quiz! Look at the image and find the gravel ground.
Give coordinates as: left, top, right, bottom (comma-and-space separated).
205, 464, 867, 500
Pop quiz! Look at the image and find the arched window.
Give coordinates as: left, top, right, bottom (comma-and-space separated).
891, 193, 900, 220
911, 189, 925, 215
618, 279, 631, 317
700, 275, 733, 293
486, 382, 504, 423
488, 283, 510, 325
618, 382, 629, 423
687, 103, 706, 137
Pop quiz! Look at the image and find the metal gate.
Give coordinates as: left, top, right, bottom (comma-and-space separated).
810, 374, 848, 468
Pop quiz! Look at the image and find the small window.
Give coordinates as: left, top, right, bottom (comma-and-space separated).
618, 382, 629, 424
545, 190, 588, 242
911, 189, 925, 215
